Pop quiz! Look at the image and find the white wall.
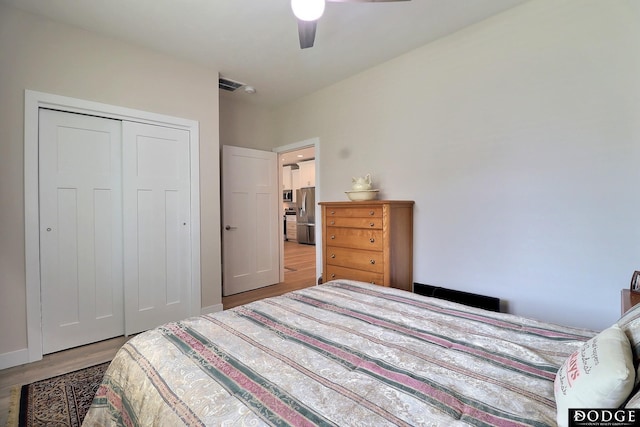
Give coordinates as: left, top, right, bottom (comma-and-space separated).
273, 0, 640, 330
0, 5, 222, 361
219, 91, 277, 150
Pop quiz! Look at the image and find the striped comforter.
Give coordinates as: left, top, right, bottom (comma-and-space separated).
83, 280, 595, 426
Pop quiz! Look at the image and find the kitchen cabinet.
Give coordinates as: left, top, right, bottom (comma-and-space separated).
291, 169, 300, 203
286, 214, 297, 241
320, 200, 414, 291
298, 160, 315, 187
282, 165, 292, 189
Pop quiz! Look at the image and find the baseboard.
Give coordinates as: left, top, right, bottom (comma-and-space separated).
413, 282, 501, 312
0, 347, 30, 370
201, 303, 224, 315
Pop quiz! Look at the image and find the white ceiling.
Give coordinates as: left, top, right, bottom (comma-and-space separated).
280, 147, 316, 166
2, 0, 529, 107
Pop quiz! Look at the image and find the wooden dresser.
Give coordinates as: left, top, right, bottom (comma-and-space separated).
319, 200, 414, 291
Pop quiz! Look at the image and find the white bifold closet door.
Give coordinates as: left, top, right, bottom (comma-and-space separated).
122, 121, 191, 335
39, 109, 192, 354
39, 109, 124, 354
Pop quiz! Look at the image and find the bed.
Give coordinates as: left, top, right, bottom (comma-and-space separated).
83, 280, 640, 426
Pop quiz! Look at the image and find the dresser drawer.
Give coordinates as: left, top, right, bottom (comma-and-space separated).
325, 246, 384, 273
325, 265, 384, 285
326, 227, 383, 250
325, 207, 382, 218
325, 217, 382, 229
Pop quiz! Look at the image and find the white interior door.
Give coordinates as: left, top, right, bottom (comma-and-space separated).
123, 122, 192, 334
222, 145, 279, 296
39, 109, 124, 354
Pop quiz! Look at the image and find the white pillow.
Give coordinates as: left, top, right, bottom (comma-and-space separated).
554, 324, 635, 427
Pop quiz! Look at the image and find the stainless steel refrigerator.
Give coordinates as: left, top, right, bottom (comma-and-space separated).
296, 187, 315, 245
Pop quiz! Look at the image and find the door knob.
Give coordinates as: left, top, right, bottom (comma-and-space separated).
225, 225, 238, 230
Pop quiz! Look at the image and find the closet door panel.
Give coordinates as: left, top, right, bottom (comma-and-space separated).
123, 122, 191, 335
165, 189, 182, 304
39, 109, 124, 354
136, 189, 159, 311
94, 188, 117, 318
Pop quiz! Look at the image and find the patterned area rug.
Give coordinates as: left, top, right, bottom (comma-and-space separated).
8, 362, 110, 427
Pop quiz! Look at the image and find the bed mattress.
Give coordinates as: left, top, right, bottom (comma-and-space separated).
83, 280, 595, 426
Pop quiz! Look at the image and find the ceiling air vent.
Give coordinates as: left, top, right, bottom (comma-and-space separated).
219, 77, 244, 92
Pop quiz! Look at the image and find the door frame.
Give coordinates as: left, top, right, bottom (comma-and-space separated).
24, 90, 201, 363
273, 137, 321, 284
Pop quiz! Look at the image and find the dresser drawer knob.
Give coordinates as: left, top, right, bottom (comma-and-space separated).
369, 211, 375, 216
369, 222, 375, 227
331, 253, 336, 258
330, 273, 336, 279
330, 220, 335, 225
370, 259, 375, 264
371, 281, 376, 284
330, 210, 335, 215
331, 235, 335, 239
369, 238, 375, 243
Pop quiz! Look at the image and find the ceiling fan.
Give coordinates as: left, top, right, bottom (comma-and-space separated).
291, 0, 410, 49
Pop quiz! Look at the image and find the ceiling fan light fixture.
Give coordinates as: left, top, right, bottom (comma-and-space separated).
291, 0, 325, 21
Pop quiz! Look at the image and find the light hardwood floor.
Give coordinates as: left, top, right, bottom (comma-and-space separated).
0, 240, 316, 426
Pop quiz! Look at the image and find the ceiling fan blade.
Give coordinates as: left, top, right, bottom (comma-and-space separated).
297, 19, 317, 49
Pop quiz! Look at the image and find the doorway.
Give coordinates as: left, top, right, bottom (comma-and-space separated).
220, 140, 319, 309
278, 144, 317, 288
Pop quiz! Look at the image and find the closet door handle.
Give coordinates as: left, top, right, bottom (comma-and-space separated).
225, 225, 237, 231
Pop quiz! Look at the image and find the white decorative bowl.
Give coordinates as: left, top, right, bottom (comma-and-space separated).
345, 189, 379, 201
